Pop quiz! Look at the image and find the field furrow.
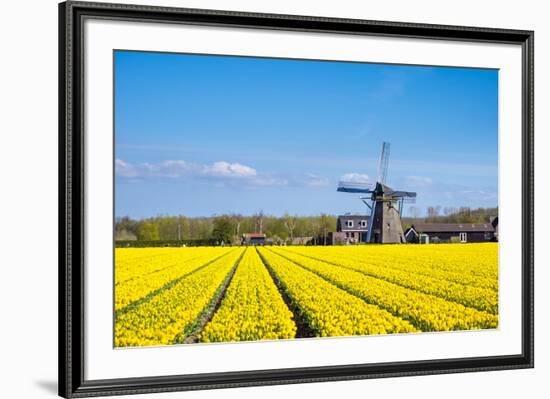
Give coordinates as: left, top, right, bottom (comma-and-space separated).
282, 246, 498, 314
114, 243, 499, 347
200, 248, 297, 343
115, 247, 245, 347
266, 247, 497, 331
257, 248, 418, 337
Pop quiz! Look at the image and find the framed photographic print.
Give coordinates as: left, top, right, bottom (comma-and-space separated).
59, 1, 534, 397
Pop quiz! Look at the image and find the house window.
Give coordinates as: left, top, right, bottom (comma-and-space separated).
346, 220, 354, 228
460, 232, 467, 243
360, 220, 367, 228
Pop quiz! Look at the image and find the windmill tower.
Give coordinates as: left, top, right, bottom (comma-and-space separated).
337, 142, 416, 244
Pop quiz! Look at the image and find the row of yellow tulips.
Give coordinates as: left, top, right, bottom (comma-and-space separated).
258, 248, 418, 337
115, 248, 244, 347
268, 247, 498, 331
115, 247, 233, 311
284, 244, 498, 314
200, 248, 296, 343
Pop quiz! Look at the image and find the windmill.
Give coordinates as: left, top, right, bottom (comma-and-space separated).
337, 142, 416, 244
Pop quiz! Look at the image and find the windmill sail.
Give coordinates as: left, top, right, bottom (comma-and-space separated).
383, 190, 417, 198
337, 180, 374, 193
377, 142, 391, 185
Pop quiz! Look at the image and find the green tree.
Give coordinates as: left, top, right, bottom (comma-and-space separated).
137, 221, 160, 241
212, 216, 234, 244
265, 217, 288, 242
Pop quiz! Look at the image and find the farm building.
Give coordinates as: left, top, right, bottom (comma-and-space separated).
404, 220, 498, 244
242, 233, 267, 246
334, 214, 369, 244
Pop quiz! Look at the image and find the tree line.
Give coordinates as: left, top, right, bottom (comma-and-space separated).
403, 206, 498, 226
116, 206, 497, 245
115, 212, 337, 245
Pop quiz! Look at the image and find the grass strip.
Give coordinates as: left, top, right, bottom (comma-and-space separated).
174, 248, 247, 344
256, 247, 315, 338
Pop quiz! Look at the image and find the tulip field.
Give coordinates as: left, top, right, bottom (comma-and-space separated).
114, 243, 498, 347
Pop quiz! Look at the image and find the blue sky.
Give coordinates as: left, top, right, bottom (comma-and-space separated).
114, 50, 498, 219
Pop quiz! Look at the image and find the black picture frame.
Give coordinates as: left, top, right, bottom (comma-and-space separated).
59, 1, 534, 397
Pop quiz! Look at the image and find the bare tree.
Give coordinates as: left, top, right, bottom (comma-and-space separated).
283, 213, 297, 243
253, 210, 264, 233
231, 213, 243, 239
310, 220, 319, 245
319, 213, 332, 246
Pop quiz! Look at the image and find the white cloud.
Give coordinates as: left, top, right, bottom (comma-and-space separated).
115, 159, 293, 188
115, 159, 336, 190
156, 160, 195, 177
115, 159, 139, 178
203, 161, 257, 178
116, 159, 257, 179
339, 173, 370, 183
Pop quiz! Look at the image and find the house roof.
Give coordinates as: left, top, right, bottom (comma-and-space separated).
411, 223, 495, 233
243, 233, 266, 239
337, 215, 369, 222
337, 215, 369, 231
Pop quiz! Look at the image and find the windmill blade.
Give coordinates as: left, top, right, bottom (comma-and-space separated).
377, 142, 391, 185
384, 190, 417, 198
337, 180, 375, 193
